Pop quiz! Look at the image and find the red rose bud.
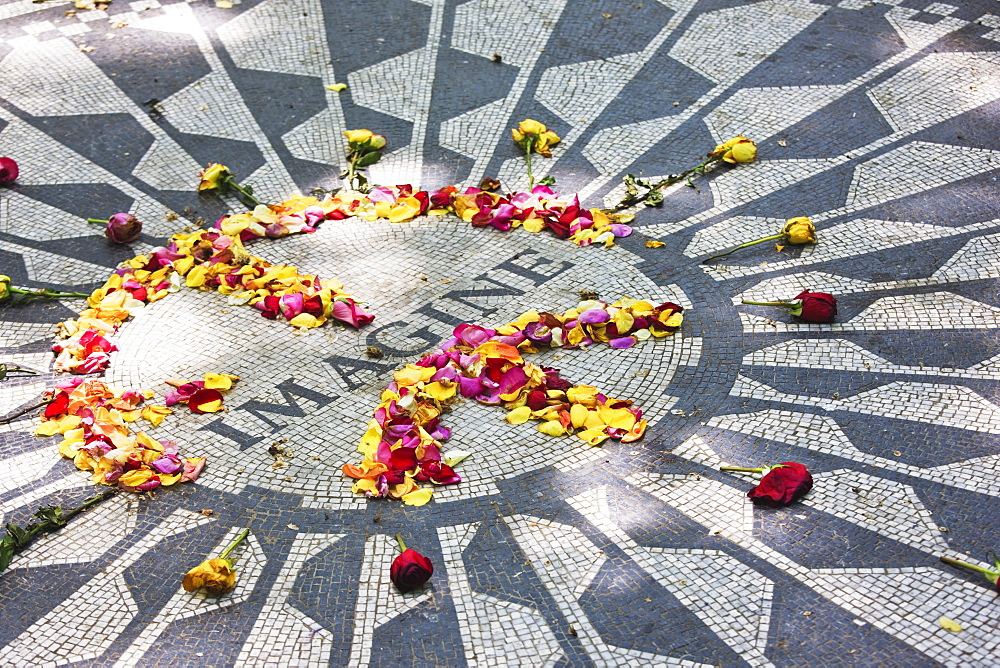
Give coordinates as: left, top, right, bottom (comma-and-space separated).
747, 462, 813, 507
792, 291, 837, 323
390, 533, 433, 591
0, 157, 19, 183
390, 548, 434, 591
104, 213, 143, 244
741, 291, 837, 324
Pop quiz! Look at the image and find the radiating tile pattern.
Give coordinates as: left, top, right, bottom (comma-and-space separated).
1, 0, 999, 664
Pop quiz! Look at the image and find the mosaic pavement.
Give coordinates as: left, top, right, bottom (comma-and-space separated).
1, 0, 999, 664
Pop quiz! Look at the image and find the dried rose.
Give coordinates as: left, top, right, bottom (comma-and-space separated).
703, 216, 817, 263
182, 528, 248, 596
390, 534, 433, 591
721, 462, 814, 507
708, 135, 757, 164
88, 213, 143, 244
183, 558, 236, 596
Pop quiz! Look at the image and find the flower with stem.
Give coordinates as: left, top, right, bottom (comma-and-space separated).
606, 135, 757, 213
940, 552, 1000, 592
1, 489, 117, 572
742, 290, 837, 323
511, 119, 560, 189
703, 216, 815, 263
86, 212, 143, 244
182, 528, 250, 596
390, 533, 434, 591
0, 363, 39, 381
197, 163, 263, 209
342, 129, 386, 192
721, 462, 813, 507
0, 275, 90, 306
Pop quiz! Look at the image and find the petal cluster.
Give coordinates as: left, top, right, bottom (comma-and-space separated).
35, 378, 204, 493
344, 297, 683, 505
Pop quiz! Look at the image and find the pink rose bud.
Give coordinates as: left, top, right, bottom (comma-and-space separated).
105, 213, 143, 244
0, 157, 19, 183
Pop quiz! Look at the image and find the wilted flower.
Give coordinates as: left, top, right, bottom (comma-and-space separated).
0, 274, 89, 305
709, 135, 757, 164
342, 130, 386, 190
782, 217, 815, 245
390, 534, 433, 592
742, 291, 837, 323
182, 528, 249, 596
0, 157, 19, 183
87, 213, 142, 244
512, 119, 561, 189
607, 136, 757, 212
721, 462, 814, 507
197, 163, 262, 208
511, 118, 561, 158
703, 216, 817, 263
197, 163, 230, 191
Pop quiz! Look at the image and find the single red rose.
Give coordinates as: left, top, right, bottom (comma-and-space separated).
0, 157, 18, 183
793, 291, 837, 323
747, 462, 813, 507
390, 548, 434, 591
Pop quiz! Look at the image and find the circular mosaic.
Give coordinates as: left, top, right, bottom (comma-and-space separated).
106, 216, 700, 507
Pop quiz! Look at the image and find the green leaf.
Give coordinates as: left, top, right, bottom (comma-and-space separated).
538, 176, 556, 186
644, 189, 664, 207
0, 364, 6, 381
243, 184, 254, 196
354, 151, 382, 168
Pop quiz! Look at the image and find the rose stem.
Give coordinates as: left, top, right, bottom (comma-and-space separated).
218, 528, 250, 560
720, 466, 767, 473
395, 533, 407, 552
741, 300, 795, 308
703, 233, 785, 263
524, 138, 535, 189
940, 556, 998, 577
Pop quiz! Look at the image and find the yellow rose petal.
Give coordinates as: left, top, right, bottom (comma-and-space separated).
506, 406, 533, 425
423, 380, 457, 401
537, 421, 566, 437
402, 488, 434, 506
577, 428, 611, 446
645, 240, 665, 248
204, 372, 233, 390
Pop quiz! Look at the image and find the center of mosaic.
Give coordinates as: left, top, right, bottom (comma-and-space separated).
103, 216, 696, 509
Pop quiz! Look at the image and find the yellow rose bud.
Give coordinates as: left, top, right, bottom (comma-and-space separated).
782, 216, 816, 245
722, 136, 757, 164
197, 163, 230, 191
0, 275, 10, 301
344, 129, 374, 144
517, 119, 547, 136
182, 558, 237, 595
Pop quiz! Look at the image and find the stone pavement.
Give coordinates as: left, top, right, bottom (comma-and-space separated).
1, 0, 999, 665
